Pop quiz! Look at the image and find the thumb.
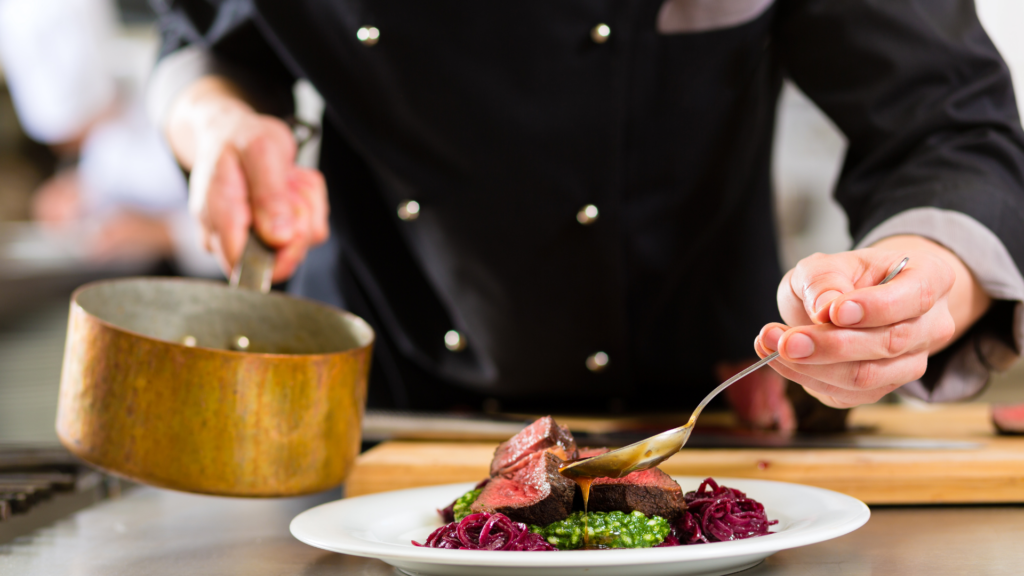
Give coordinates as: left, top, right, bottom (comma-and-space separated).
789, 254, 859, 324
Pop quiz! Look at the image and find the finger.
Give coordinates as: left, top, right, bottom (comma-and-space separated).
773, 307, 954, 364
271, 236, 308, 282
238, 119, 298, 247
758, 330, 923, 402
756, 322, 792, 357
801, 378, 904, 409
757, 335, 821, 394
788, 253, 863, 325
188, 151, 215, 252
198, 147, 251, 272
290, 167, 330, 244
772, 352, 928, 395
825, 256, 955, 328
754, 330, 777, 359
190, 203, 213, 253
754, 336, 816, 416
776, 269, 812, 327
753, 346, 908, 408
208, 234, 232, 279
265, 184, 312, 282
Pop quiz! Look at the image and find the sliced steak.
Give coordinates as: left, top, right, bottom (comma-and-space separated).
577, 468, 686, 521
472, 451, 575, 525
577, 447, 610, 459
489, 416, 577, 477
439, 478, 490, 523
993, 404, 1024, 434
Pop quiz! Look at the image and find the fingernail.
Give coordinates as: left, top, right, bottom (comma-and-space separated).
764, 327, 785, 351
785, 333, 815, 359
836, 301, 864, 326
814, 290, 843, 314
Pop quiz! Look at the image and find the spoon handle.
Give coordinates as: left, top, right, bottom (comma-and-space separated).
689, 256, 910, 426
560, 258, 912, 480
230, 230, 275, 294
687, 352, 778, 426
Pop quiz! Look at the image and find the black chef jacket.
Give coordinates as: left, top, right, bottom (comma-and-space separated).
153, 0, 1024, 413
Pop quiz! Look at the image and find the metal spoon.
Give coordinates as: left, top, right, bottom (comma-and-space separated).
561, 257, 910, 480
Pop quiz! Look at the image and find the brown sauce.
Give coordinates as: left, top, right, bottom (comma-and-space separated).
560, 461, 597, 548
575, 476, 594, 549
574, 476, 594, 513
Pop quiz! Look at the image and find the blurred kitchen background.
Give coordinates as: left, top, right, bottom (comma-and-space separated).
1, 0, 1023, 450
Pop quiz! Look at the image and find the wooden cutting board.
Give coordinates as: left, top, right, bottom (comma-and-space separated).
345, 404, 1024, 504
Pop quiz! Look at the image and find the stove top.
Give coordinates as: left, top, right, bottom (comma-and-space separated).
0, 444, 118, 544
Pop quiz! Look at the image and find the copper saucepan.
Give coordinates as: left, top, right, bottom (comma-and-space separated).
56, 234, 374, 496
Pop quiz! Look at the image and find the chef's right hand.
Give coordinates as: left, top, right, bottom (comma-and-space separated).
165, 76, 329, 282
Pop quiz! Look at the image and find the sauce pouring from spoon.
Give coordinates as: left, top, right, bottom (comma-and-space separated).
560, 257, 911, 482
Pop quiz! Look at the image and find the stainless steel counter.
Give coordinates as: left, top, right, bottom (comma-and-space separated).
1, 487, 1022, 575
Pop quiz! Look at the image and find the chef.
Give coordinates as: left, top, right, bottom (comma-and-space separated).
147, 0, 1024, 427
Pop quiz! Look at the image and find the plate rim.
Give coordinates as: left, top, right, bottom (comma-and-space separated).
290, 475, 870, 568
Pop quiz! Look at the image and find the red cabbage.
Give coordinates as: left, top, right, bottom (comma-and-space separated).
438, 502, 456, 524
668, 477, 777, 544
413, 512, 556, 551
655, 534, 680, 547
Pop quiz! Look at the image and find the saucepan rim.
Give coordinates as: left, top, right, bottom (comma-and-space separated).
69, 276, 375, 359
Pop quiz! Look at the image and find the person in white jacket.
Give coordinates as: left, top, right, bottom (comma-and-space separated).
0, 0, 218, 276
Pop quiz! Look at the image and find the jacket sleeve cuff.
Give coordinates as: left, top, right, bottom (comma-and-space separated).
146, 46, 219, 132
855, 207, 1024, 402
146, 45, 295, 132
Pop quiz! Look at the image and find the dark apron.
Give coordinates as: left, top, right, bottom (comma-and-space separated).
268, 0, 785, 412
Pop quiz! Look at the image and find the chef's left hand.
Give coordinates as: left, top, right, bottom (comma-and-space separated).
718, 360, 796, 432
755, 235, 991, 409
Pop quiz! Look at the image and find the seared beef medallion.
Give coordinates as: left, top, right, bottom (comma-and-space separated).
490, 415, 577, 477
576, 446, 610, 458
474, 417, 686, 525
578, 468, 686, 521
472, 451, 576, 526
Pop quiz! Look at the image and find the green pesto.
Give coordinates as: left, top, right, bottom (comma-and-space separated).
529, 511, 671, 550
453, 488, 483, 521
450, 489, 670, 550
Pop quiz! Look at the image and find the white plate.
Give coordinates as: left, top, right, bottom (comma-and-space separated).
290, 476, 869, 576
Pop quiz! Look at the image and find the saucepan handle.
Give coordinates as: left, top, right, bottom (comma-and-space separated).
229, 230, 275, 293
